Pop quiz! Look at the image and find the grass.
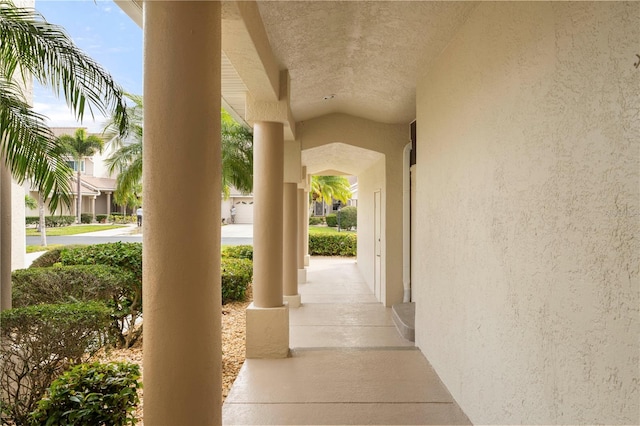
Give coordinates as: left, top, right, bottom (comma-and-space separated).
25, 224, 127, 237
26, 244, 64, 253
309, 225, 356, 235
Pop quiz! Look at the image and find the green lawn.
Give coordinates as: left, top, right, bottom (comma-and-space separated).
26, 244, 64, 253
309, 225, 356, 235
25, 224, 127, 237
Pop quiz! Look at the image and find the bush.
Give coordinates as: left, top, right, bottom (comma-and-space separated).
309, 216, 324, 225
45, 216, 75, 227
337, 206, 357, 230
96, 214, 108, 223
60, 243, 143, 347
0, 303, 111, 425
109, 213, 135, 224
221, 245, 253, 260
325, 214, 338, 227
12, 265, 137, 346
221, 258, 253, 304
29, 245, 85, 268
30, 362, 141, 426
80, 213, 93, 224
309, 233, 357, 256
25, 216, 39, 226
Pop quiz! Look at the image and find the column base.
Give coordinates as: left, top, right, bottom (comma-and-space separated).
284, 294, 301, 308
304, 254, 310, 266
298, 268, 307, 284
246, 303, 289, 359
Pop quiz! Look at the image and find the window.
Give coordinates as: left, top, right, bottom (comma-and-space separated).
66, 160, 85, 172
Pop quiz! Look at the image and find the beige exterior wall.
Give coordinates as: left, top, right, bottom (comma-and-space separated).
414, 2, 639, 424
356, 157, 385, 296
299, 113, 408, 306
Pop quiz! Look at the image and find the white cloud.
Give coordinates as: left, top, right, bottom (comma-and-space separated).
33, 100, 108, 133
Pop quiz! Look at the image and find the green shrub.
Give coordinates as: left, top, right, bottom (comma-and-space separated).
44, 216, 76, 227
30, 362, 141, 426
309, 233, 357, 256
221, 258, 253, 304
325, 214, 338, 227
109, 213, 135, 224
80, 213, 93, 224
221, 244, 253, 260
309, 216, 324, 225
96, 214, 108, 223
0, 303, 111, 425
337, 206, 357, 230
60, 243, 143, 347
12, 265, 137, 346
26, 215, 75, 227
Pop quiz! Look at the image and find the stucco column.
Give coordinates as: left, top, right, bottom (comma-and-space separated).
304, 189, 310, 266
106, 192, 111, 216
246, 121, 289, 358
297, 188, 307, 283
0, 164, 11, 311
283, 183, 300, 307
90, 196, 96, 222
142, 2, 221, 424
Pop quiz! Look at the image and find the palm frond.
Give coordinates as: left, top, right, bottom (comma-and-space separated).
0, 77, 72, 210
0, 1, 129, 137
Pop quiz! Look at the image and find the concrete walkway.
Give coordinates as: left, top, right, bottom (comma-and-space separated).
223, 257, 470, 425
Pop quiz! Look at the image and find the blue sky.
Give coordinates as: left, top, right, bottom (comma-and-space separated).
33, 0, 142, 132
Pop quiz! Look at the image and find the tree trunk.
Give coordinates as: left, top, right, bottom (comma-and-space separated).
38, 192, 47, 247
76, 168, 82, 223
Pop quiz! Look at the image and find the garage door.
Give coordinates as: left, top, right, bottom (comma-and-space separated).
233, 199, 254, 224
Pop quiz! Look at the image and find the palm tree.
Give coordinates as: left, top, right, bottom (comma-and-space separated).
0, 0, 129, 208
221, 110, 253, 197
58, 128, 104, 223
311, 175, 352, 211
105, 101, 253, 204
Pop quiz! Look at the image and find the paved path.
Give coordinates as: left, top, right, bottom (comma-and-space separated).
223, 257, 470, 425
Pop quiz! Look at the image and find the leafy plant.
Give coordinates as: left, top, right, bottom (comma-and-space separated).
337, 206, 357, 230
0, 303, 111, 425
221, 258, 253, 303
221, 244, 253, 260
30, 362, 141, 426
96, 214, 108, 223
325, 214, 338, 228
80, 213, 93, 224
309, 216, 324, 225
309, 233, 357, 256
12, 265, 136, 346
60, 243, 143, 347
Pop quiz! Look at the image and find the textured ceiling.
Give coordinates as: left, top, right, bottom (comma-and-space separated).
302, 143, 384, 176
257, 1, 475, 124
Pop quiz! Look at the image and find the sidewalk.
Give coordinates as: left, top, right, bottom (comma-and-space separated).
223, 257, 470, 425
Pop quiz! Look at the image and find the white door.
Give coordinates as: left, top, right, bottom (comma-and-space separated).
234, 199, 254, 224
374, 190, 381, 301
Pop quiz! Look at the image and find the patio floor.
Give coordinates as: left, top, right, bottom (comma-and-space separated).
223, 257, 471, 425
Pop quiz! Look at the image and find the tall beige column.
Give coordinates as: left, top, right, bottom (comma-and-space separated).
106, 192, 111, 216
304, 189, 310, 266
297, 188, 308, 283
246, 121, 289, 358
283, 183, 301, 307
143, 2, 221, 424
0, 164, 11, 311
90, 196, 96, 222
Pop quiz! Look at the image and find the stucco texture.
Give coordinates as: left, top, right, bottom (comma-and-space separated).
414, 2, 639, 424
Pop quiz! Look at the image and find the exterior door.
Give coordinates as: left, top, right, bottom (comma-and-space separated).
374, 190, 381, 300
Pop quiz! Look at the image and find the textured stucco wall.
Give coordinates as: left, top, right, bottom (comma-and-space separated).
414, 2, 639, 424
299, 114, 408, 306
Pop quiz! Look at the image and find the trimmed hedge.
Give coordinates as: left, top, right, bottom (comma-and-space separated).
80, 213, 93, 224
221, 258, 253, 304
30, 362, 141, 426
309, 233, 356, 256
12, 265, 137, 346
337, 206, 357, 230
25, 216, 75, 227
309, 216, 324, 225
222, 244, 253, 260
60, 243, 143, 347
96, 214, 108, 223
0, 302, 111, 425
325, 214, 338, 227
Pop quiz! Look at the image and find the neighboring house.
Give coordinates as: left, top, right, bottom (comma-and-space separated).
221, 187, 254, 224
23, 127, 121, 220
